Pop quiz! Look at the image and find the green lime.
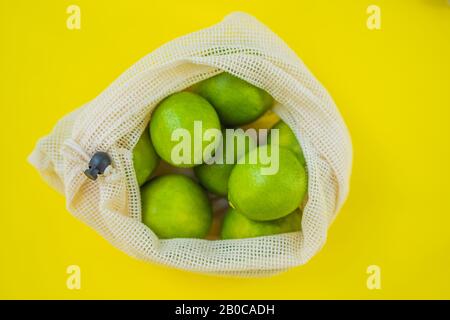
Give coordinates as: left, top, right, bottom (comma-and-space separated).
149, 92, 221, 168
194, 130, 256, 196
194, 162, 233, 197
228, 145, 307, 221
268, 120, 306, 166
141, 174, 213, 239
220, 208, 302, 239
192, 72, 274, 126
132, 128, 160, 186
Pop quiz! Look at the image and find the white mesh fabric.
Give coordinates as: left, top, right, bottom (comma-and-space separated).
28, 12, 352, 276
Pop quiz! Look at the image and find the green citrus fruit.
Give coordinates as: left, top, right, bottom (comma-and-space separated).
149, 92, 221, 168
220, 208, 302, 239
228, 145, 307, 221
141, 174, 213, 239
132, 128, 160, 186
268, 120, 306, 166
194, 161, 233, 197
192, 72, 274, 126
194, 130, 256, 196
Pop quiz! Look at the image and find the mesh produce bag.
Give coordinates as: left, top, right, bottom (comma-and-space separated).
28, 12, 352, 276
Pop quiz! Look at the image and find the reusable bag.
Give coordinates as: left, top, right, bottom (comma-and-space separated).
29, 12, 352, 276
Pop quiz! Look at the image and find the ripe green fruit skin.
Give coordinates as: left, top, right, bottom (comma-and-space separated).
228, 145, 307, 221
221, 208, 302, 239
141, 174, 213, 239
194, 163, 233, 197
192, 72, 274, 126
132, 128, 160, 186
269, 120, 306, 166
194, 130, 256, 196
149, 92, 221, 168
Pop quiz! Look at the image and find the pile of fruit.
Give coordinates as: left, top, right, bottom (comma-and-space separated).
133, 72, 308, 240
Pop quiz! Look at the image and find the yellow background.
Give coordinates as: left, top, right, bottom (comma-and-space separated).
1, 0, 449, 299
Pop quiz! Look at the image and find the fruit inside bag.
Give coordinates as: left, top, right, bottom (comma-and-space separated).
28, 12, 352, 276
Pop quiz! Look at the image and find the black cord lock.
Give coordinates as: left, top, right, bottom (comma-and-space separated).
84, 152, 112, 181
